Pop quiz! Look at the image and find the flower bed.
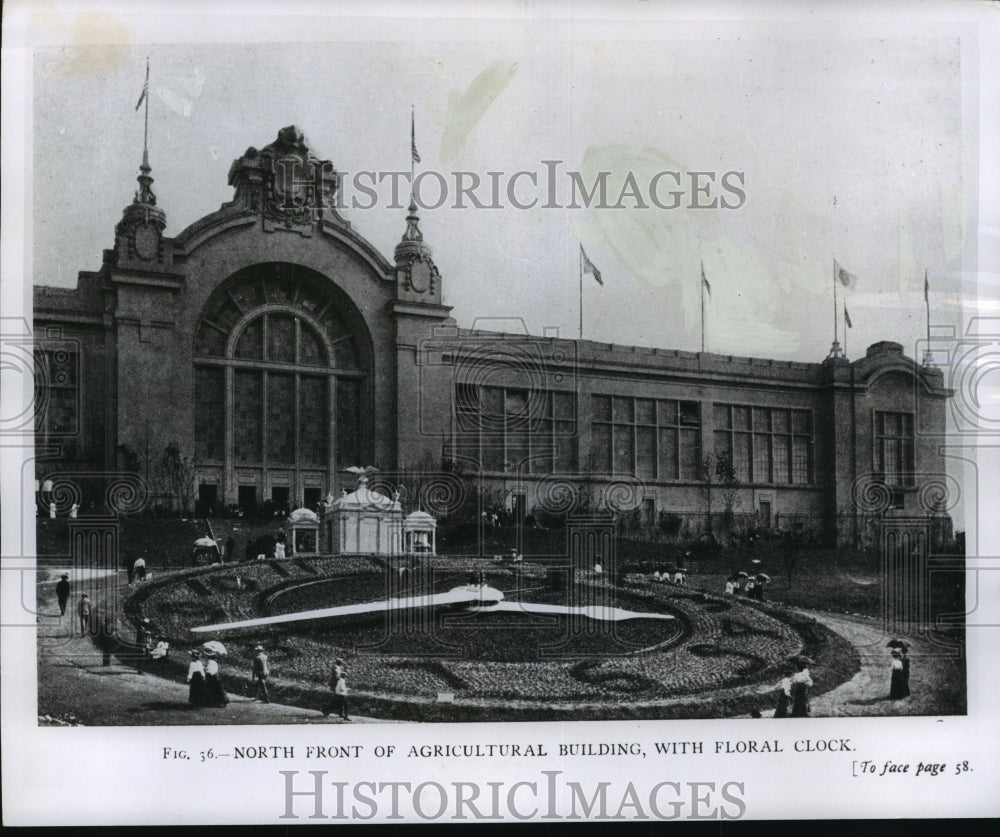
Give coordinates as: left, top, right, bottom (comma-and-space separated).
130, 555, 857, 720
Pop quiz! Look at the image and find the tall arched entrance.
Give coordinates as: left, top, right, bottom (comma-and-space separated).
192, 262, 373, 514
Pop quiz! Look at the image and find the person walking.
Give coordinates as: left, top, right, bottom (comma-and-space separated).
187, 651, 209, 706
204, 654, 229, 707
773, 665, 793, 718
135, 618, 154, 674
132, 556, 147, 581
94, 609, 115, 667
322, 658, 346, 717
889, 649, 910, 699
334, 671, 350, 721
77, 593, 92, 635
789, 661, 813, 717
252, 645, 270, 703
56, 574, 70, 616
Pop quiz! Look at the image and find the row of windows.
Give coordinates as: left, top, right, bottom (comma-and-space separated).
454, 385, 577, 474
591, 396, 702, 480
192, 272, 368, 473
195, 366, 361, 467
454, 390, 829, 485
712, 404, 813, 486
193, 272, 362, 369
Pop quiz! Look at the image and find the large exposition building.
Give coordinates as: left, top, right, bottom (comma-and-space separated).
34, 126, 953, 547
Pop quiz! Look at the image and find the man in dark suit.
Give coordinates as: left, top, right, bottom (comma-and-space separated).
252, 645, 270, 703
56, 574, 70, 615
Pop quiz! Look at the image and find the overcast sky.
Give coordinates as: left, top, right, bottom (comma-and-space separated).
25, 5, 980, 364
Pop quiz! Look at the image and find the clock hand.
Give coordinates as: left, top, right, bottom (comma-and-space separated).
190, 584, 505, 634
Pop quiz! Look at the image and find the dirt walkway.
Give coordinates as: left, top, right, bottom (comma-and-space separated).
36, 578, 382, 726
797, 610, 965, 717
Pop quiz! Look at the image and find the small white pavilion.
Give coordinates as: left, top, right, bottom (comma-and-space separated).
288, 507, 320, 555
322, 476, 403, 555
403, 509, 438, 556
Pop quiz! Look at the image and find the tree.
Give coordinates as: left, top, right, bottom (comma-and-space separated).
715, 451, 741, 533
698, 454, 717, 536
700, 451, 741, 537
157, 442, 196, 516
778, 531, 800, 588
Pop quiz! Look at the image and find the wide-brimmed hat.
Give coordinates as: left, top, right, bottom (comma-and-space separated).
255, 645, 264, 651
334, 658, 345, 665
190, 650, 200, 658
60, 574, 69, 579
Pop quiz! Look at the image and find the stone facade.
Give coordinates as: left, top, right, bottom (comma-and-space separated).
33, 126, 953, 547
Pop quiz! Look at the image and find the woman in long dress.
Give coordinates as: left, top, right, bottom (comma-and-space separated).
789, 663, 813, 717
187, 651, 209, 706
204, 654, 229, 707
774, 666, 793, 718
889, 650, 910, 699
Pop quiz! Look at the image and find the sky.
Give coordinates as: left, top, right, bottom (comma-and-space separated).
24, 4, 979, 364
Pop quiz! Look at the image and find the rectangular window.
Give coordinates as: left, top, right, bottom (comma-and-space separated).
266, 373, 294, 465
34, 348, 80, 437
298, 375, 327, 465
234, 370, 263, 464
713, 403, 813, 485
194, 366, 224, 461
453, 385, 577, 475
875, 411, 915, 486
336, 379, 362, 466
592, 396, 702, 479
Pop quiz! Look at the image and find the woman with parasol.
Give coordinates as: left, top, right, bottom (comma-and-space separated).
202, 641, 230, 707
186, 650, 209, 706
887, 640, 911, 699
788, 655, 814, 717
754, 573, 771, 601
773, 663, 794, 718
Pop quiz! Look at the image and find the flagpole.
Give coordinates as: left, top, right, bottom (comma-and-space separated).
700, 265, 706, 355
843, 303, 848, 359
924, 268, 933, 364
143, 58, 150, 168
833, 256, 839, 348
410, 105, 415, 186
579, 247, 584, 340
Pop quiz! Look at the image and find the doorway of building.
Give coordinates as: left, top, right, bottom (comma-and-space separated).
238, 485, 257, 517
759, 500, 772, 529
271, 486, 291, 515
303, 487, 322, 511
197, 483, 218, 517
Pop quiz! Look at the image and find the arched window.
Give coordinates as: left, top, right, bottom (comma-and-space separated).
192, 264, 369, 490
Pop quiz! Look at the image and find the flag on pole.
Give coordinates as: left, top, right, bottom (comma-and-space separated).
844, 306, 852, 329
924, 271, 929, 303
834, 259, 857, 289
701, 263, 712, 296
581, 246, 603, 285
411, 109, 421, 165
135, 60, 149, 111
